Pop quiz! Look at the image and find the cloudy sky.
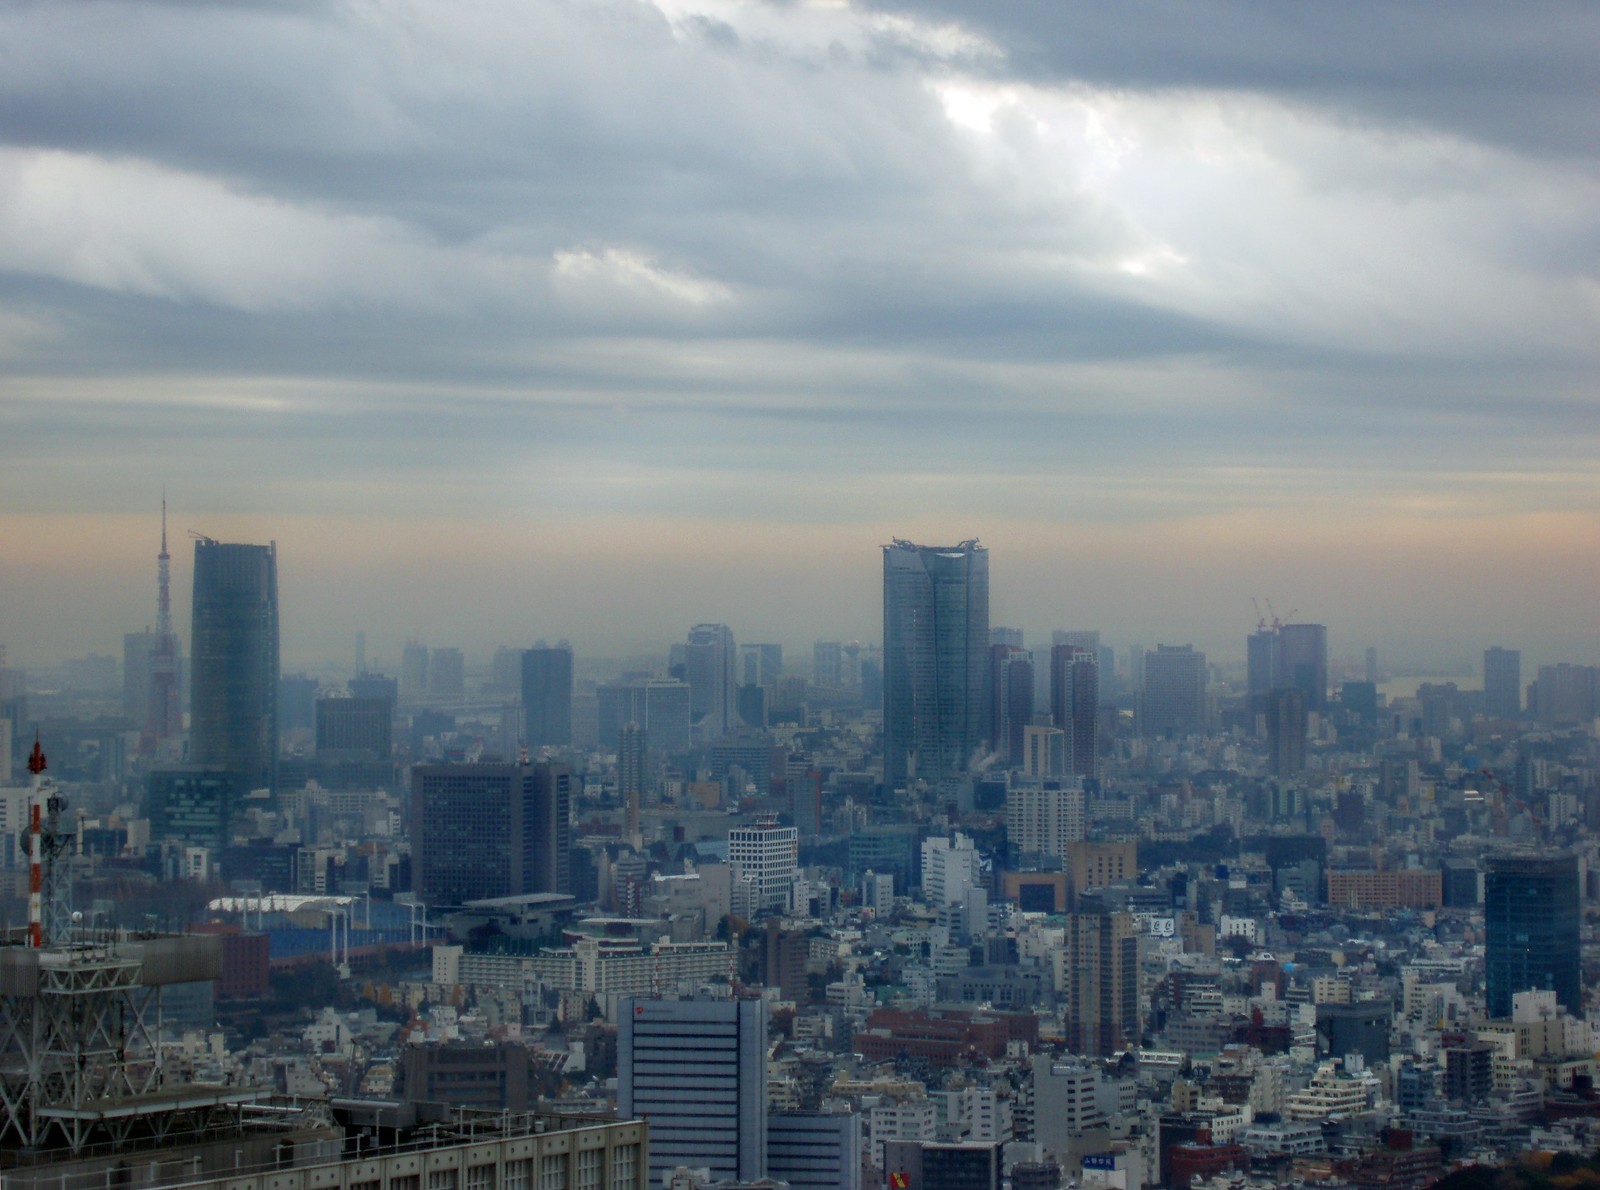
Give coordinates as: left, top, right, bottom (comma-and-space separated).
3, 0, 1598, 672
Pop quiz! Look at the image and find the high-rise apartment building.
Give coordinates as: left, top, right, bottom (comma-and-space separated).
190, 539, 279, 792
1266, 687, 1307, 777
410, 761, 571, 907
989, 644, 1033, 766
1006, 780, 1084, 860
1483, 647, 1522, 720
882, 539, 989, 791
522, 641, 574, 749
1137, 645, 1207, 738
1049, 645, 1098, 777
685, 624, 737, 742
1065, 898, 1139, 1056
619, 722, 646, 844
1485, 851, 1579, 1018
619, 997, 769, 1187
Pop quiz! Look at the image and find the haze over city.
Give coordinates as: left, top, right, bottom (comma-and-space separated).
3, 1, 1598, 668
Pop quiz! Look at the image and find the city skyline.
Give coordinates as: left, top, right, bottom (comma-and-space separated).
0, 512, 1591, 679
1, 2, 1598, 671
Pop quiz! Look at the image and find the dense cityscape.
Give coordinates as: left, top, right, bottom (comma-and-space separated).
0, 525, 1595, 1190
4, 3, 1599, 1190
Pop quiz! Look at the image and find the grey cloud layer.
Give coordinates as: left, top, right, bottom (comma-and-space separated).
2, 0, 1598, 535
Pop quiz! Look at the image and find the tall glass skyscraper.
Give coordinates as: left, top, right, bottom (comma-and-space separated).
521, 641, 574, 749
882, 538, 989, 791
190, 539, 279, 792
1485, 850, 1579, 1018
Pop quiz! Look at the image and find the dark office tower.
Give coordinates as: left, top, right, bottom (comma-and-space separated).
521, 641, 574, 749
147, 766, 238, 857
882, 538, 989, 791
1484, 647, 1522, 720
1049, 645, 1099, 778
315, 696, 392, 758
813, 641, 843, 689
882, 1142, 1002, 1190
1246, 629, 1280, 722
990, 645, 1033, 764
991, 626, 1023, 649
190, 538, 279, 792
1266, 688, 1307, 777
1485, 851, 1579, 1018
1277, 623, 1328, 712
428, 648, 464, 699
741, 643, 782, 688
685, 623, 736, 741
410, 760, 572, 907
524, 760, 572, 895
619, 722, 646, 843
349, 672, 399, 705
1137, 645, 1207, 738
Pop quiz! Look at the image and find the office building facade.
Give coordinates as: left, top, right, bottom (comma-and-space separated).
1277, 623, 1328, 712
685, 624, 737, 742
1483, 647, 1522, 720
882, 539, 989, 791
522, 642, 574, 749
619, 997, 769, 1187
1485, 851, 1580, 1018
410, 761, 571, 907
1138, 645, 1207, 738
190, 539, 279, 792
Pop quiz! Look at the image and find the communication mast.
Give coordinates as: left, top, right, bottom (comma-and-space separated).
145, 496, 182, 749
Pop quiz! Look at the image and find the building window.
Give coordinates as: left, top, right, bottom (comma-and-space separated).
611, 1144, 638, 1190
427, 1171, 457, 1190
466, 1167, 495, 1190
577, 1148, 603, 1190
536, 1154, 563, 1190
505, 1159, 532, 1190
390, 1177, 421, 1190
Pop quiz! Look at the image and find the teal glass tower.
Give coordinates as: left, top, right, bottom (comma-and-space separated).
882, 539, 989, 792
1485, 850, 1579, 1018
190, 539, 279, 792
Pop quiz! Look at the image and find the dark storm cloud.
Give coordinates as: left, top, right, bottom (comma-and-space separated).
855, 0, 1600, 159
